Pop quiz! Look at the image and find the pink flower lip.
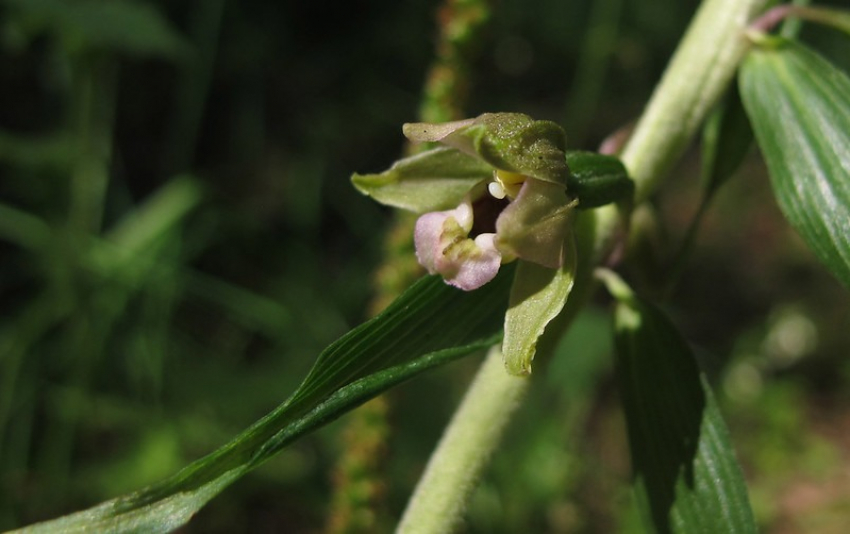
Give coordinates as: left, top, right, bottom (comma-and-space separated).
414, 201, 502, 291
413, 174, 573, 291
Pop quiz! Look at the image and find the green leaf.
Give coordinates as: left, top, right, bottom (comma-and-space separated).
351, 147, 491, 212
603, 272, 755, 533
700, 84, 753, 198
4, 0, 189, 59
502, 242, 576, 376
14, 271, 513, 533
739, 37, 850, 289
103, 176, 205, 264
0, 130, 74, 171
563, 150, 634, 209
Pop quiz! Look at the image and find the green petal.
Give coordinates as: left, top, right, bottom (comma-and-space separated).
495, 178, 575, 269
351, 147, 492, 212
404, 113, 570, 186
502, 241, 576, 376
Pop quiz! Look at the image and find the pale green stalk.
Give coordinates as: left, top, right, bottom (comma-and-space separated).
396, 346, 528, 534
621, 0, 768, 202
397, 0, 768, 531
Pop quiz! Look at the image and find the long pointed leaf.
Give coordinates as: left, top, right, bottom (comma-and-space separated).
605, 274, 755, 533
740, 38, 850, 289
15, 271, 512, 533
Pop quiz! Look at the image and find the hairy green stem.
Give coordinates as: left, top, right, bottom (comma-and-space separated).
396, 346, 528, 534
398, 0, 769, 531
620, 0, 768, 202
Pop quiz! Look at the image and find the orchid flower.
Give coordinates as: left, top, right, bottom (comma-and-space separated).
352, 113, 631, 375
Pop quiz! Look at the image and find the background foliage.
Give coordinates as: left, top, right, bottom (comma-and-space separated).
1, 0, 849, 531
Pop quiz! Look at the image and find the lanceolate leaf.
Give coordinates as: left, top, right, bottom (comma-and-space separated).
15, 271, 513, 533
604, 273, 755, 533
740, 37, 850, 289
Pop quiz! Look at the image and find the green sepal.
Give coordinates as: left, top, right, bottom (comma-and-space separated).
403, 113, 570, 187
502, 239, 576, 376
563, 151, 634, 209
351, 147, 491, 213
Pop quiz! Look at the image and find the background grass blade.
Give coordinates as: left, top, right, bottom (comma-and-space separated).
740, 37, 850, 289
4, 0, 189, 59
14, 271, 512, 533
607, 275, 755, 533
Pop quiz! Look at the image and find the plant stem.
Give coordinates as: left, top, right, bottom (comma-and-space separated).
398, 0, 769, 531
620, 0, 768, 202
396, 346, 528, 534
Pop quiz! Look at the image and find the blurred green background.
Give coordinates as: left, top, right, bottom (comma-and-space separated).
1, 0, 849, 532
